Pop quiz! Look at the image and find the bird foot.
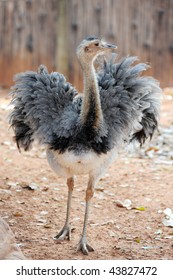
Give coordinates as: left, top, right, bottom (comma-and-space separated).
77, 237, 94, 255
54, 225, 71, 242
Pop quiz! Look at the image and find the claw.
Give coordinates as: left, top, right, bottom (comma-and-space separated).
54, 225, 71, 242
77, 237, 94, 255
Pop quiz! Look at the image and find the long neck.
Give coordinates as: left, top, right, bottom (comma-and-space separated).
80, 60, 103, 129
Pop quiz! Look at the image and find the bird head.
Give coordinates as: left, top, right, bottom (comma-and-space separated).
76, 36, 117, 67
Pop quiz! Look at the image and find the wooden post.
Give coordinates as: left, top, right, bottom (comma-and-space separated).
55, 0, 69, 78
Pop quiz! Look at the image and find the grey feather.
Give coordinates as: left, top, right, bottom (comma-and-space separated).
9, 67, 79, 151
9, 55, 162, 154
98, 55, 162, 146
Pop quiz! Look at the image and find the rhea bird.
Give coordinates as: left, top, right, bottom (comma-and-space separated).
9, 36, 161, 255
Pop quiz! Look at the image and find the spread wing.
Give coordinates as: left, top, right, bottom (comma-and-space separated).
97, 55, 162, 146
9, 65, 82, 151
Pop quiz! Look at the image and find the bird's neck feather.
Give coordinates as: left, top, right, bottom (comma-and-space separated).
80, 60, 103, 129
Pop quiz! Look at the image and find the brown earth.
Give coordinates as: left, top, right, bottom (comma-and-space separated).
0, 89, 173, 260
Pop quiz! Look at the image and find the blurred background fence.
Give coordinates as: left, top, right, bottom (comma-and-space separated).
0, 0, 173, 91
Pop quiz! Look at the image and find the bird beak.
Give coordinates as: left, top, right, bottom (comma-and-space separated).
102, 42, 117, 50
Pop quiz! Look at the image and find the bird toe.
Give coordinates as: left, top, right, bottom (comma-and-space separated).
54, 225, 71, 242
76, 237, 94, 255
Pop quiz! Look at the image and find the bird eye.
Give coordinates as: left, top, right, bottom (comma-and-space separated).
85, 46, 89, 52
95, 42, 99, 46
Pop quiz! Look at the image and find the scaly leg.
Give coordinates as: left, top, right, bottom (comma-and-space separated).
77, 177, 95, 255
54, 176, 74, 242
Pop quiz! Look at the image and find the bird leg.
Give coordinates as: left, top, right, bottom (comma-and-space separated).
77, 177, 95, 255
54, 177, 74, 242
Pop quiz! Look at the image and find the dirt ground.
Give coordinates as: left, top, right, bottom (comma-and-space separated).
0, 89, 173, 260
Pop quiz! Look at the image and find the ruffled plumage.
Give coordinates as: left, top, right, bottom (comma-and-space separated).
9, 56, 161, 154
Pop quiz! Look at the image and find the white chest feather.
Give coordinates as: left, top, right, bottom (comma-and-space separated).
46, 149, 116, 178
